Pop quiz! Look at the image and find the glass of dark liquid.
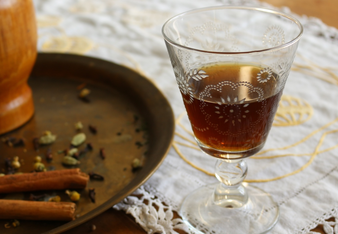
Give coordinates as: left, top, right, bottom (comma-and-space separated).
162, 6, 302, 233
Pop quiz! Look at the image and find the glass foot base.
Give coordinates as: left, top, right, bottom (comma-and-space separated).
179, 183, 279, 234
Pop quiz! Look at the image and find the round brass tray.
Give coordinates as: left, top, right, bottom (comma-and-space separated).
0, 53, 174, 234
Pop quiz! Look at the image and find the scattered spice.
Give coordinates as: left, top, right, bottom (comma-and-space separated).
45, 148, 53, 161
33, 137, 40, 151
62, 156, 80, 166
5, 158, 15, 174
48, 195, 61, 202
86, 143, 93, 151
132, 158, 142, 171
75, 121, 83, 131
3, 220, 20, 228
35, 156, 42, 162
63, 149, 69, 156
68, 148, 79, 156
65, 190, 80, 202
99, 148, 105, 160
77, 145, 91, 158
91, 224, 96, 231
7, 138, 25, 147
71, 133, 86, 146
4, 223, 11, 229
79, 88, 91, 103
34, 162, 46, 172
11, 156, 21, 169
72, 152, 80, 160
88, 172, 104, 181
88, 125, 97, 134
3, 137, 16, 147
12, 219, 20, 228
39, 131, 57, 145
135, 141, 143, 148
29, 193, 47, 201
88, 188, 96, 203
79, 88, 90, 98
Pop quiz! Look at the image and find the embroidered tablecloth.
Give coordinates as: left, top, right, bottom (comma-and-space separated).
33, 0, 338, 233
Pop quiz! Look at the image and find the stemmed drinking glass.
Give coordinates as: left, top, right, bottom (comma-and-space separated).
162, 6, 302, 233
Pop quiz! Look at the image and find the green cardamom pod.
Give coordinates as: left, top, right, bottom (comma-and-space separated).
62, 156, 80, 166
71, 133, 86, 146
39, 134, 57, 144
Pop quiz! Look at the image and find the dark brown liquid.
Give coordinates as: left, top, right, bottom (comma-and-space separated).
180, 63, 282, 158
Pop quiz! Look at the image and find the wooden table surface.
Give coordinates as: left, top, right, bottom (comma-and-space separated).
64, 1, 338, 233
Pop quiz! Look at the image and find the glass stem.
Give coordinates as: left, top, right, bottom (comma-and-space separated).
213, 159, 248, 208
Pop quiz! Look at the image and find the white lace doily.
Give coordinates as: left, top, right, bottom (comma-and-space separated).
33, 0, 338, 233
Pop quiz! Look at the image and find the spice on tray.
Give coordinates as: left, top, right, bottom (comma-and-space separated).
65, 190, 80, 202
135, 141, 143, 148
45, 148, 53, 161
79, 88, 90, 98
71, 133, 86, 146
62, 156, 80, 166
8, 138, 25, 147
4, 219, 20, 228
34, 162, 46, 172
88, 188, 96, 203
79, 88, 91, 103
33, 137, 40, 151
35, 156, 42, 162
4, 222, 11, 228
88, 125, 97, 134
99, 148, 105, 159
86, 143, 93, 151
11, 156, 21, 169
29, 194, 47, 201
0, 169, 89, 194
88, 172, 104, 181
5, 158, 15, 174
39, 131, 57, 145
0, 200, 76, 221
75, 121, 83, 131
2, 137, 16, 146
48, 195, 61, 202
132, 158, 142, 171
68, 148, 78, 156
12, 219, 20, 228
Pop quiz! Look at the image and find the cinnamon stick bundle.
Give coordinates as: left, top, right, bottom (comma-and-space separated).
0, 200, 75, 220
0, 169, 89, 193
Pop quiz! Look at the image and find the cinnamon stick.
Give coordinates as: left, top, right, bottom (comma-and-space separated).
0, 200, 75, 220
0, 169, 89, 193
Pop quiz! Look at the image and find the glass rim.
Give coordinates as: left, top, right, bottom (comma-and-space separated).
162, 6, 303, 55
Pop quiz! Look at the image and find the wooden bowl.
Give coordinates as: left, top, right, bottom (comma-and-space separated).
0, 0, 37, 134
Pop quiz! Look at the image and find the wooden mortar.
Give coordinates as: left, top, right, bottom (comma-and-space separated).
0, 0, 37, 134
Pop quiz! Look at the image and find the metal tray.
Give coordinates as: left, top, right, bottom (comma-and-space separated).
0, 53, 174, 234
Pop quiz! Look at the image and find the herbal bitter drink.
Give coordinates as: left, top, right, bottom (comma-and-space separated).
180, 63, 283, 159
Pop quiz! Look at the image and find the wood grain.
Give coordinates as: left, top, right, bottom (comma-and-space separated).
0, 0, 37, 134
262, 0, 338, 28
